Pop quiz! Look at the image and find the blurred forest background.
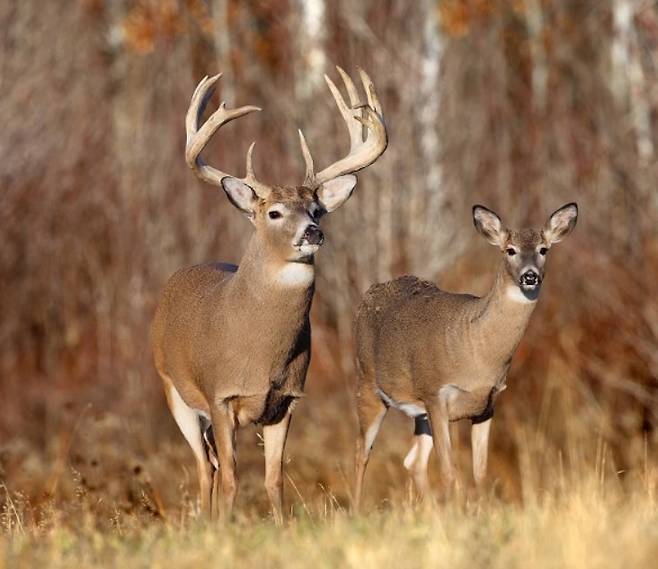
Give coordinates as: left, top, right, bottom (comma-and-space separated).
1, 0, 657, 520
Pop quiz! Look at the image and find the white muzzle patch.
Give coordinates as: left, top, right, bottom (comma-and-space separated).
295, 243, 320, 256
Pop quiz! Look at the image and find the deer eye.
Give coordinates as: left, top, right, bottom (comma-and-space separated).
268, 210, 283, 220
506, 248, 517, 256
539, 247, 548, 255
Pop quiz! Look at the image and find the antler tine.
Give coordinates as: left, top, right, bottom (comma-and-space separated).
357, 67, 383, 116
243, 142, 273, 196
309, 68, 388, 186
185, 74, 269, 196
337, 65, 367, 151
298, 130, 315, 186
185, 74, 215, 141
245, 142, 257, 180
324, 73, 363, 151
336, 65, 361, 107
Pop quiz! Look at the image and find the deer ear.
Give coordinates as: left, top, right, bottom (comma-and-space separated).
473, 205, 506, 247
221, 177, 258, 219
544, 202, 578, 244
317, 175, 357, 212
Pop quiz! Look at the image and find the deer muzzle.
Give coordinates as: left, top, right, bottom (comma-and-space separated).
301, 224, 324, 246
293, 224, 324, 257
519, 269, 541, 289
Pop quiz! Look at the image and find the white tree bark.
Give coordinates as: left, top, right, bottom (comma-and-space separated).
410, 0, 458, 277
612, 0, 653, 163
296, 0, 327, 100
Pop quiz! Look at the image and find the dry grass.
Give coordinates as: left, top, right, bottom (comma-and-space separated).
1, 376, 657, 568
2, 453, 657, 568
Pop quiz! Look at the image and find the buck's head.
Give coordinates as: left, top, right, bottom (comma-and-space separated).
220, 176, 358, 264
473, 203, 578, 301
185, 68, 387, 267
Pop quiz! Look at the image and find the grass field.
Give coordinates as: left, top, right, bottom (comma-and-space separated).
2, 381, 657, 569
2, 475, 657, 568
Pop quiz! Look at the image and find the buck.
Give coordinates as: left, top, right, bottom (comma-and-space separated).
352, 203, 578, 508
152, 68, 387, 522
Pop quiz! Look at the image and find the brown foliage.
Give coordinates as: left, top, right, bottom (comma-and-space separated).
0, 0, 656, 517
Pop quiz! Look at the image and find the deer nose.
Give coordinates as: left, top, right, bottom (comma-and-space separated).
520, 270, 539, 286
302, 224, 324, 246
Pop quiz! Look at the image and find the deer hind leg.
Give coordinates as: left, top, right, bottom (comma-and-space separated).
163, 378, 213, 517
471, 418, 492, 488
263, 410, 292, 525
353, 388, 387, 513
210, 402, 238, 521
403, 415, 434, 500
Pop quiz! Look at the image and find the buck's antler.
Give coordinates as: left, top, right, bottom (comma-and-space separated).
299, 66, 388, 187
185, 74, 270, 197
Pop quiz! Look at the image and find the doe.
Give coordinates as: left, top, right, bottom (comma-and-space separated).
352, 203, 578, 509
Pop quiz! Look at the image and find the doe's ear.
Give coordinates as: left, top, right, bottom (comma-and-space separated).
544, 202, 578, 244
221, 177, 258, 220
316, 175, 357, 213
473, 205, 506, 247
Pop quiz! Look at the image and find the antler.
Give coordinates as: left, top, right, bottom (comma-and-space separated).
299, 66, 388, 187
185, 74, 270, 197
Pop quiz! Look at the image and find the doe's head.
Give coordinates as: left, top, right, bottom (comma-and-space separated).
472, 203, 578, 299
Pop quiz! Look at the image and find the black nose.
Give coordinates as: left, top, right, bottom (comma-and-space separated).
303, 224, 324, 246
521, 270, 539, 286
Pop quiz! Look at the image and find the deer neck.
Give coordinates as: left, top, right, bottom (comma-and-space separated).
471, 265, 539, 365
232, 234, 316, 313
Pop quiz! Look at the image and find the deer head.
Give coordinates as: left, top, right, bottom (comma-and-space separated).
185, 68, 387, 266
473, 203, 578, 300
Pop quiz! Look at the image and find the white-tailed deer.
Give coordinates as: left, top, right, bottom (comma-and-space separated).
352, 203, 578, 509
152, 68, 387, 522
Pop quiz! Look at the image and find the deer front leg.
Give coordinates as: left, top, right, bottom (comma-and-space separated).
353, 389, 387, 513
210, 403, 237, 521
471, 418, 492, 487
427, 393, 456, 495
263, 410, 292, 525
